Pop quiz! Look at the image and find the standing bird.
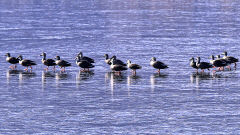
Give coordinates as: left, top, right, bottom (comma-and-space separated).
17, 55, 37, 71
104, 54, 112, 65
150, 57, 168, 73
221, 51, 238, 68
40, 52, 56, 71
5, 53, 19, 69
110, 56, 127, 66
216, 55, 230, 70
210, 55, 227, 71
110, 58, 127, 75
189, 57, 198, 72
76, 55, 94, 72
78, 52, 95, 63
196, 57, 213, 72
127, 60, 142, 75
55, 56, 71, 72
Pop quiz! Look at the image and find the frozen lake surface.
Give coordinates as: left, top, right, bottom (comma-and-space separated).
0, 0, 240, 134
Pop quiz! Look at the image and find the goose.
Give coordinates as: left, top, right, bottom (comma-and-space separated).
110, 56, 127, 66
104, 54, 112, 65
110, 58, 127, 75
150, 57, 168, 73
221, 51, 238, 68
190, 57, 198, 72
17, 55, 37, 70
127, 60, 141, 75
78, 52, 95, 63
40, 52, 56, 70
196, 57, 213, 72
210, 55, 227, 71
76, 56, 94, 72
55, 56, 71, 72
5, 53, 19, 69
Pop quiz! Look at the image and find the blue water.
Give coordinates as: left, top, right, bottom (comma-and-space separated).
1, 0, 240, 134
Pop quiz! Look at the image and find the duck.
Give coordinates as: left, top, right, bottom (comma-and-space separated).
221, 51, 238, 68
216, 55, 230, 70
17, 55, 37, 70
150, 57, 168, 73
55, 56, 71, 72
40, 52, 56, 70
5, 53, 19, 69
78, 52, 95, 63
189, 57, 198, 72
104, 54, 112, 65
210, 55, 227, 71
127, 60, 141, 75
196, 57, 213, 72
76, 55, 94, 72
110, 58, 127, 75
110, 56, 127, 66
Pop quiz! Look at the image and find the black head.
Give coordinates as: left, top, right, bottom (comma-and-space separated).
104, 54, 109, 59
151, 57, 156, 61
55, 56, 60, 60
189, 57, 194, 61
222, 51, 227, 56
216, 55, 221, 59
78, 52, 83, 57
17, 55, 23, 60
210, 55, 215, 60
5, 53, 10, 57
111, 55, 116, 60
40, 52, 46, 57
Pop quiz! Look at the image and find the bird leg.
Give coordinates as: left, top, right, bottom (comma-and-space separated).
9, 65, 14, 69
45, 66, 49, 71
24, 66, 28, 71
227, 65, 231, 70
30, 66, 33, 70
14, 65, 17, 69
133, 70, 136, 75
234, 63, 237, 68
157, 69, 160, 73
53, 66, 55, 70
201, 69, 204, 72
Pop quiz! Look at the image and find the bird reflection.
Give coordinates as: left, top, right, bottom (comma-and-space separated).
150, 73, 168, 92
7, 70, 36, 86
76, 70, 94, 86
190, 72, 223, 87
19, 71, 36, 86
42, 71, 55, 90
127, 75, 141, 96
55, 72, 70, 87
105, 72, 126, 98
6, 70, 21, 84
